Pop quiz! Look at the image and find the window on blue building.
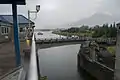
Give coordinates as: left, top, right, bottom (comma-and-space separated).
1, 26, 9, 34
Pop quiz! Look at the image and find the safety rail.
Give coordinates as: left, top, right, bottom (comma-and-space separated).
36, 37, 116, 45
36, 37, 116, 41
26, 34, 40, 80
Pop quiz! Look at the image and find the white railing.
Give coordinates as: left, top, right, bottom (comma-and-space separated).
36, 37, 116, 43
27, 34, 38, 80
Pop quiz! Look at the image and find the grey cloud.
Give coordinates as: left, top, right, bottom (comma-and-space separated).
98, 0, 120, 16
0, 0, 120, 29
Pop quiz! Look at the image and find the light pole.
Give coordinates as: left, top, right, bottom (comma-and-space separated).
26, 5, 40, 45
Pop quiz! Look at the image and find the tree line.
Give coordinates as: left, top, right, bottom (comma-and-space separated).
92, 23, 117, 38
60, 23, 117, 38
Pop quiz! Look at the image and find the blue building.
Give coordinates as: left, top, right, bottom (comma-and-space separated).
0, 15, 34, 42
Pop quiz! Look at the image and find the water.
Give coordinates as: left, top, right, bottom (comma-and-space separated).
38, 44, 81, 80
35, 31, 66, 40
37, 31, 97, 80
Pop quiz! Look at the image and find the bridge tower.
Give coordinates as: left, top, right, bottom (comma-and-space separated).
114, 23, 120, 80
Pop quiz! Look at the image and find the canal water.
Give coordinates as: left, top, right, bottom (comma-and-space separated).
37, 31, 97, 80
35, 31, 66, 40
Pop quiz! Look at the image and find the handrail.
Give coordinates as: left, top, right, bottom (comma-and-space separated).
27, 34, 38, 80
36, 37, 116, 41
36, 37, 116, 44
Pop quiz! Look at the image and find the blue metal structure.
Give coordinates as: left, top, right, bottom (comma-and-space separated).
0, 0, 26, 66
12, 3, 21, 66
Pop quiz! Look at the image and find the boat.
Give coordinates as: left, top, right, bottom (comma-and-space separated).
37, 32, 43, 35
77, 41, 115, 80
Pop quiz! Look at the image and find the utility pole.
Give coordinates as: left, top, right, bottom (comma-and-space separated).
114, 23, 120, 80
26, 5, 40, 46
28, 10, 31, 39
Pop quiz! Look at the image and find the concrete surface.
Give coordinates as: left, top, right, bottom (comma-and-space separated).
0, 41, 27, 77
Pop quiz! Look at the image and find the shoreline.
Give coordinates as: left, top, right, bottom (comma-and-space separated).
36, 42, 82, 49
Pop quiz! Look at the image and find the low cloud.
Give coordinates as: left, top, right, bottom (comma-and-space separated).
0, 0, 119, 29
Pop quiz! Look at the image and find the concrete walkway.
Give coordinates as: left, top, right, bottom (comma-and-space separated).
0, 41, 27, 77
0, 66, 23, 80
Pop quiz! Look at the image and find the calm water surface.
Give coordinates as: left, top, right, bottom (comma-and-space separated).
35, 31, 66, 40
37, 31, 97, 80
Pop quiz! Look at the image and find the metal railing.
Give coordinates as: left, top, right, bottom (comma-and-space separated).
36, 37, 116, 41
36, 37, 116, 44
26, 34, 40, 80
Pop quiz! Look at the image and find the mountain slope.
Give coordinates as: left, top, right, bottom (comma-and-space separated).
73, 13, 120, 26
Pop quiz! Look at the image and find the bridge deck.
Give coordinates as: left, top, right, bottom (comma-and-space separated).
0, 66, 23, 80
0, 41, 27, 77
36, 37, 116, 46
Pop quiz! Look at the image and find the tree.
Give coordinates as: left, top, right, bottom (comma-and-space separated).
113, 22, 116, 28
79, 25, 89, 31
60, 23, 117, 38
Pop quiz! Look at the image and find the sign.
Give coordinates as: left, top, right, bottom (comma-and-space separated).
0, 0, 26, 5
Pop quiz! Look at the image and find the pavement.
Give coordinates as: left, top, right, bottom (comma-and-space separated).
0, 66, 23, 80
0, 41, 27, 77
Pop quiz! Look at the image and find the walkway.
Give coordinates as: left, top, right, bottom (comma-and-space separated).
0, 41, 27, 77
0, 66, 23, 80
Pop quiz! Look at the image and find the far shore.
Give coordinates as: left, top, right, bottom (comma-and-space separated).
37, 41, 81, 49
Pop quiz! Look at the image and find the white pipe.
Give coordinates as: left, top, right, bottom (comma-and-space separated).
27, 34, 38, 80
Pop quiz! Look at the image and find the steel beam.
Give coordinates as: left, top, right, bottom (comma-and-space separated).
12, 3, 21, 66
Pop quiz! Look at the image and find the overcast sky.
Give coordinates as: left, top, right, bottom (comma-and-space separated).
0, 0, 120, 29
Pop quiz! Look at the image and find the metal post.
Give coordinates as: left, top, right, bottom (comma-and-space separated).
114, 25, 120, 80
12, 3, 21, 66
28, 10, 30, 31
27, 10, 30, 39
26, 10, 31, 47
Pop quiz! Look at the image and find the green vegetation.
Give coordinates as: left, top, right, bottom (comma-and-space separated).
40, 76, 48, 80
106, 46, 116, 56
53, 23, 117, 56
53, 23, 117, 38
92, 23, 117, 38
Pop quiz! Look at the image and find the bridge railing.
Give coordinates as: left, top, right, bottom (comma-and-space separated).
26, 34, 40, 80
36, 37, 116, 43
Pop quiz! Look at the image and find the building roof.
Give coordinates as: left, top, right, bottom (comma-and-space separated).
0, 15, 34, 24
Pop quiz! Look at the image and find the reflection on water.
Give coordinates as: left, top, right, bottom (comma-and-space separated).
38, 44, 97, 80
35, 31, 66, 40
